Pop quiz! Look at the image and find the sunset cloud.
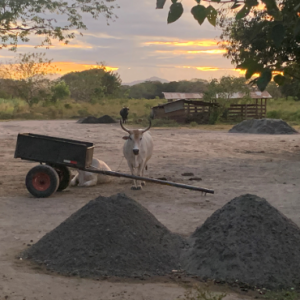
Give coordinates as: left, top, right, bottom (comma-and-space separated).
156, 49, 226, 55
177, 66, 248, 73
51, 62, 118, 75
144, 40, 220, 47
15, 40, 94, 50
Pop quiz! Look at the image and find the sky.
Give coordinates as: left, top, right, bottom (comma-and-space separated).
0, 0, 245, 84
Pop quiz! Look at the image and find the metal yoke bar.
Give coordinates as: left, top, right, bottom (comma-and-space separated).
82, 167, 214, 194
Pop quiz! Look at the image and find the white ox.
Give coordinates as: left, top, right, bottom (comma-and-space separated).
120, 120, 153, 190
70, 158, 112, 187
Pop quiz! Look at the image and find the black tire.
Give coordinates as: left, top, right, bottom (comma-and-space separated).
47, 164, 71, 191
25, 165, 59, 198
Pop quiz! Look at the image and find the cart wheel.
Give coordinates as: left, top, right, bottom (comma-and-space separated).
25, 165, 59, 198
47, 164, 71, 191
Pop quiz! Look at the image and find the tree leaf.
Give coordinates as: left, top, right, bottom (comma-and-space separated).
191, 5, 207, 25
231, 3, 241, 9
294, 19, 300, 37
195, 0, 201, 3
257, 69, 272, 91
271, 23, 285, 48
273, 74, 286, 86
171, 0, 177, 4
167, 3, 184, 24
261, 0, 282, 21
156, 0, 166, 9
206, 5, 217, 26
210, 0, 221, 2
245, 0, 259, 7
236, 5, 251, 20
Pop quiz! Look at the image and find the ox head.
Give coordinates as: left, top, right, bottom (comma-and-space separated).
122, 107, 129, 113
120, 120, 151, 156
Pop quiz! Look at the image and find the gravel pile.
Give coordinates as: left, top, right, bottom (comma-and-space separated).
77, 115, 116, 124
229, 118, 298, 134
22, 193, 184, 278
181, 194, 300, 289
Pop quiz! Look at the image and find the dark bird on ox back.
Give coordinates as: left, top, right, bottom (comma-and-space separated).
120, 107, 129, 124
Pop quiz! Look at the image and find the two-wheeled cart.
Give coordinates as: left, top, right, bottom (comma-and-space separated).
14, 133, 214, 198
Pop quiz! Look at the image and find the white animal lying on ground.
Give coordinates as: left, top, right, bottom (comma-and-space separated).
120, 120, 153, 190
70, 158, 112, 187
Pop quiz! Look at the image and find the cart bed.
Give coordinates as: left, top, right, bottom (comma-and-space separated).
14, 133, 94, 169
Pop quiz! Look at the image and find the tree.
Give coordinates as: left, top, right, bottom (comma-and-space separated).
0, 0, 117, 50
157, 0, 300, 91
61, 63, 121, 101
219, 0, 300, 91
51, 81, 70, 103
203, 76, 249, 101
0, 52, 57, 105
280, 79, 300, 100
266, 82, 283, 99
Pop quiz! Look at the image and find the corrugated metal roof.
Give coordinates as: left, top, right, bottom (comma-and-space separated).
215, 91, 272, 99
162, 92, 203, 100
152, 99, 219, 109
163, 91, 272, 100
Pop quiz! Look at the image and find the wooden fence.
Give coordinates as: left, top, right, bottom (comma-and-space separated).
227, 100, 267, 120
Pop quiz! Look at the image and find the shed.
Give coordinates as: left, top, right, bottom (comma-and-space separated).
216, 91, 272, 120
151, 99, 219, 124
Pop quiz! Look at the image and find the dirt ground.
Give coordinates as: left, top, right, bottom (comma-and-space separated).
1, 120, 300, 300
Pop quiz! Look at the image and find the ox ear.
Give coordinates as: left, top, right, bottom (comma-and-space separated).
122, 136, 129, 140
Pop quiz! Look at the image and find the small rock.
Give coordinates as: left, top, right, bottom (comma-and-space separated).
157, 177, 167, 181
295, 145, 299, 148
280, 140, 286, 142
188, 177, 202, 181
182, 172, 194, 176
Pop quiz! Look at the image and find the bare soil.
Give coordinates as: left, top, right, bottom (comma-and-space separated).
1, 120, 300, 300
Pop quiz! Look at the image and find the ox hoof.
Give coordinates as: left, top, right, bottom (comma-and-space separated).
141, 181, 146, 186
131, 186, 142, 190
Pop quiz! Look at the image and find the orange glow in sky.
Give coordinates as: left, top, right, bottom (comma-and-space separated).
53, 62, 118, 74
144, 40, 221, 47
156, 49, 226, 55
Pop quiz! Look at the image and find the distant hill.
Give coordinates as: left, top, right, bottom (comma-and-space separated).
122, 76, 169, 86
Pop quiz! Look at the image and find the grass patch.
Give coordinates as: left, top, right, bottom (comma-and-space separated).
0, 97, 167, 121
2, 97, 300, 130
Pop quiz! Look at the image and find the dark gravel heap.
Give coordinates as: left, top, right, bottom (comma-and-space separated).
77, 115, 116, 124
97, 115, 116, 123
22, 193, 184, 278
229, 118, 298, 134
181, 194, 300, 289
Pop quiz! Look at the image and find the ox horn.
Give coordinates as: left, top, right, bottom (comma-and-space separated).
120, 120, 131, 133
142, 120, 151, 133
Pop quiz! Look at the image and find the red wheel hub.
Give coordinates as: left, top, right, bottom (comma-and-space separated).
32, 172, 51, 191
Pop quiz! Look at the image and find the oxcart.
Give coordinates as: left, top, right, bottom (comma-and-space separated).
14, 133, 214, 198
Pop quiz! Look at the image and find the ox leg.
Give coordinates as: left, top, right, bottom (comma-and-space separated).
140, 163, 146, 186
135, 164, 144, 189
70, 173, 79, 186
129, 164, 137, 190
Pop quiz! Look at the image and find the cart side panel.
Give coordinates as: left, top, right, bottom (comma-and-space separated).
15, 134, 94, 168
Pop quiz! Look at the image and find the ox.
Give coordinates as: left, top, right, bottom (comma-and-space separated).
70, 158, 112, 187
120, 120, 153, 190
120, 107, 129, 124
